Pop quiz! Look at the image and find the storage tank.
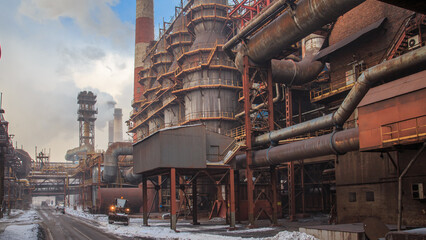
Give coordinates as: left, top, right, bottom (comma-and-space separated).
177, 0, 241, 134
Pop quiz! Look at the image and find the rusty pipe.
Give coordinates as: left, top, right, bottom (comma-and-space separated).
235, 83, 282, 118
103, 142, 132, 183
272, 34, 325, 85
237, 128, 359, 168
224, 0, 290, 59
123, 166, 143, 185
234, 0, 365, 68
254, 46, 426, 146
65, 145, 91, 161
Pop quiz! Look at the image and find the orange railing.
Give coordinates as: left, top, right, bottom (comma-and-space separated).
310, 80, 355, 102
225, 125, 246, 141
381, 115, 426, 146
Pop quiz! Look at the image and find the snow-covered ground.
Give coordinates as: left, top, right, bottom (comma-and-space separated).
65, 207, 318, 240
0, 209, 41, 240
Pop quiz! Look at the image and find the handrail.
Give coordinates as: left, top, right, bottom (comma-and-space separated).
381, 115, 426, 145
310, 73, 357, 102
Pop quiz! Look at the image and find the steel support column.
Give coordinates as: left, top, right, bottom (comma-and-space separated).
192, 177, 199, 225
288, 161, 296, 221
267, 64, 275, 130
243, 55, 255, 226
229, 169, 236, 229
143, 176, 148, 226
158, 175, 162, 213
170, 168, 177, 231
285, 88, 292, 127
267, 63, 278, 225
270, 166, 278, 225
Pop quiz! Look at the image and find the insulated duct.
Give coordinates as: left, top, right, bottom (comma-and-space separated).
224, 0, 292, 58
254, 46, 426, 146
65, 145, 91, 161
234, 0, 365, 68
123, 167, 142, 185
236, 128, 359, 168
103, 142, 132, 183
271, 34, 325, 85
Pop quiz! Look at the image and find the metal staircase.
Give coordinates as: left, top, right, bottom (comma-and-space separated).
384, 14, 425, 61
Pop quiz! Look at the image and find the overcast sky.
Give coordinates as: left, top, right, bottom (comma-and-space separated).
0, 0, 181, 161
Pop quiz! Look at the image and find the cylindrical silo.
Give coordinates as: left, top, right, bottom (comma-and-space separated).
161, 15, 193, 127
177, 0, 241, 134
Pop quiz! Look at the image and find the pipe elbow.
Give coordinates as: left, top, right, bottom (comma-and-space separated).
123, 167, 142, 185
103, 142, 133, 183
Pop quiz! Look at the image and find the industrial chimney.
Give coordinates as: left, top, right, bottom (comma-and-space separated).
134, 0, 154, 103
113, 108, 123, 142
108, 120, 114, 144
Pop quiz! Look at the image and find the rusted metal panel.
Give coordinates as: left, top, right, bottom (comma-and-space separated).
358, 73, 426, 151
206, 131, 234, 162
359, 71, 426, 107
133, 125, 208, 174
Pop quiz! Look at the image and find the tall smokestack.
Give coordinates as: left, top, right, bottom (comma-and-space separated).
113, 108, 123, 142
134, 0, 154, 102
108, 120, 114, 144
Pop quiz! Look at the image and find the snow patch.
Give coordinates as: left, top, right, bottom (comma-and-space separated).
64, 207, 318, 240
265, 231, 319, 240
0, 224, 39, 240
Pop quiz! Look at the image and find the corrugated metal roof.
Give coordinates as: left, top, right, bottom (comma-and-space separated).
314, 17, 387, 61
358, 70, 426, 107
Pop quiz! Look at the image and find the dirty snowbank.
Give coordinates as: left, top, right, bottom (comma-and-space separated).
66, 207, 318, 240
0, 209, 41, 240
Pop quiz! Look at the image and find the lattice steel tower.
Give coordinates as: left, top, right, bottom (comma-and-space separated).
77, 91, 97, 149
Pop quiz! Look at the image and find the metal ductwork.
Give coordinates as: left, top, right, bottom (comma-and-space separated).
236, 128, 359, 168
123, 167, 143, 185
65, 145, 91, 161
233, 0, 365, 68
254, 46, 426, 146
103, 142, 132, 183
271, 34, 325, 85
224, 0, 293, 59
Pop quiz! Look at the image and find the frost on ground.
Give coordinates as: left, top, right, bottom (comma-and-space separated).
65, 207, 318, 240
0, 209, 41, 240
0, 209, 40, 224
0, 224, 39, 240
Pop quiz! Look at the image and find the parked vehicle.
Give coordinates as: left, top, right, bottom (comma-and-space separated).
56, 202, 65, 214
108, 197, 130, 226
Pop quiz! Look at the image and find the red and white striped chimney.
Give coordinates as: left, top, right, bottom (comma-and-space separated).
134, 0, 154, 102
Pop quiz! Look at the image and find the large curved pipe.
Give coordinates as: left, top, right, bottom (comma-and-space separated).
271, 34, 325, 85
254, 46, 426, 146
123, 167, 143, 185
236, 128, 359, 168
234, 0, 365, 69
65, 145, 91, 161
103, 142, 132, 183
224, 0, 291, 59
